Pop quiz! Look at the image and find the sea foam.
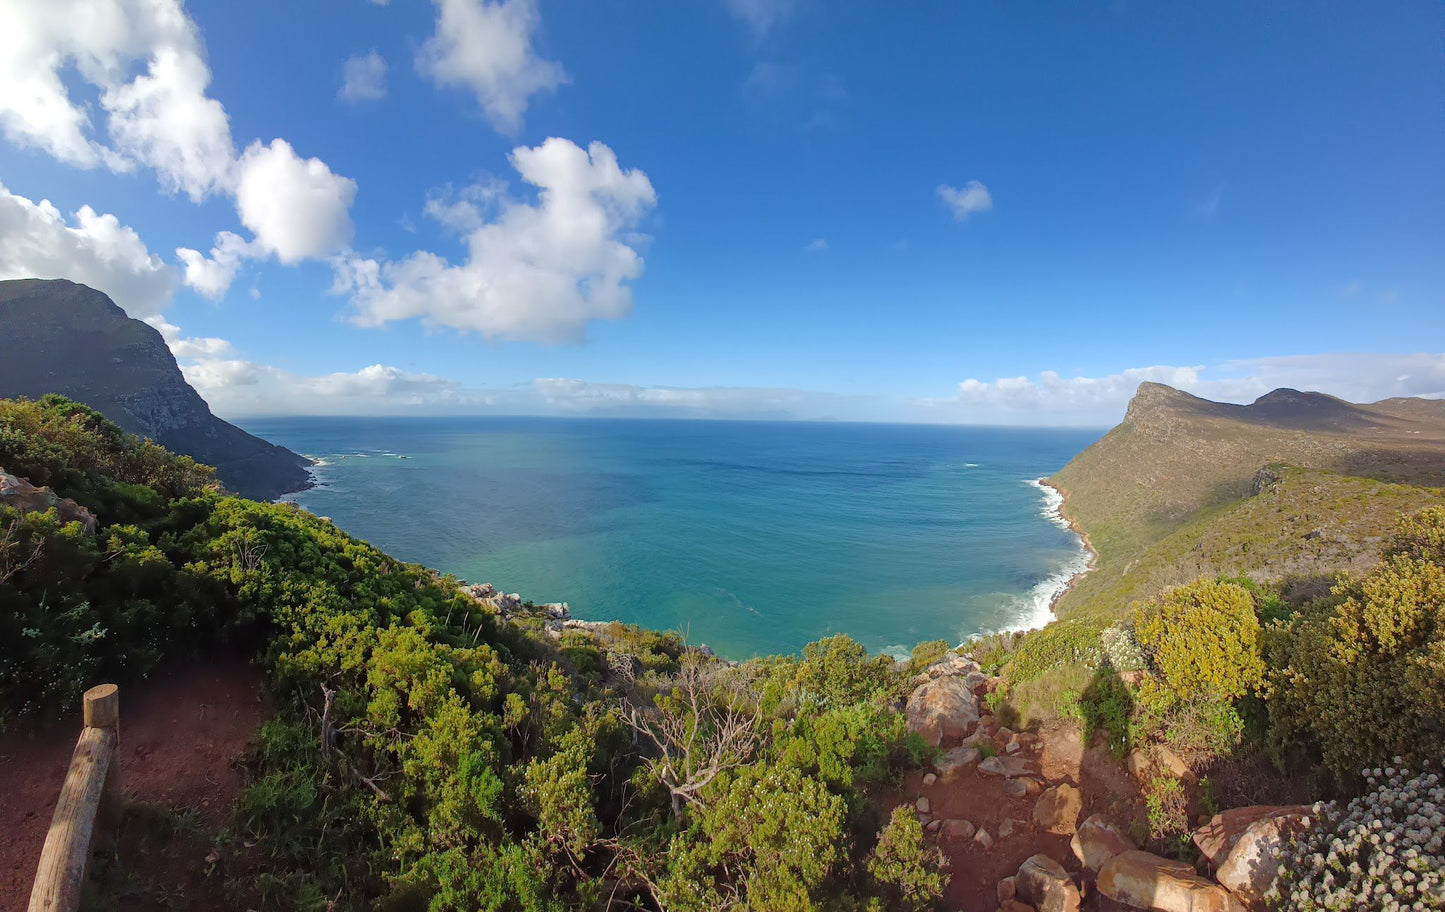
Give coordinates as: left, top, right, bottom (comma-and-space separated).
1003, 479, 1093, 632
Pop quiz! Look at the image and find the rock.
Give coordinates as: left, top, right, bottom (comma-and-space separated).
1213, 810, 1314, 903
922, 772, 937, 786
915, 796, 931, 815
1007, 739, 1023, 754
1000, 902, 1037, 912
973, 827, 994, 849
1192, 805, 1312, 870
0, 470, 98, 534
1098, 851, 1246, 912
913, 651, 981, 682
1004, 779, 1030, 798
1016, 853, 1082, 912
543, 602, 570, 620
1128, 745, 1190, 782
1000, 818, 1018, 839
925, 818, 941, 834
999, 875, 1018, 903
940, 818, 975, 842
1071, 814, 1136, 872
905, 675, 980, 746
979, 755, 1035, 778
1033, 784, 1083, 834
934, 744, 981, 778
1023, 778, 1044, 797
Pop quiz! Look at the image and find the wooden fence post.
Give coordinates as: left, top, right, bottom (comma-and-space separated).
26, 684, 120, 912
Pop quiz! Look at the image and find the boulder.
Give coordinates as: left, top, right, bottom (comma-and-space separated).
998, 875, 1018, 903
1071, 814, 1136, 872
979, 755, 1035, 778
1033, 784, 1083, 834
940, 818, 976, 842
922, 772, 937, 786
1192, 805, 1312, 870
915, 796, 931, 814
934, 744, 981, 778
1000, 902, 1036, 912
1098, 851, 1245, 912
1016, 853, 1082, 912
0, 469, 97, 534
1213, 810, 1314, 903
974, 827, 994, 849
1004, 778, 1030, 798
906, 675, 980, 746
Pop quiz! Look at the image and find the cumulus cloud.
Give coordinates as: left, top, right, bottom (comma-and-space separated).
235, 140, 357, 263
0, 181, 174, 316
0, 0, 357, 273
417, 0, 566, 134
142, 315, 234, 359
335, 137, 656, 343
176, 230, 253, 298
937, 180, 993, 221
944, 355, 1445, 425
340, 50, 387, 102
423, 178, 507, 233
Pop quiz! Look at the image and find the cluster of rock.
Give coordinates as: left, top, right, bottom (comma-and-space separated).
901, 653, 1311, 912
0, 468, 97, 533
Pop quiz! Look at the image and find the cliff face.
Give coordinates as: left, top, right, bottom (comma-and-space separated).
0, 278, 311, 501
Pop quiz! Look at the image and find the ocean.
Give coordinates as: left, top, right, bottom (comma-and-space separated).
240, 416, 1102, 660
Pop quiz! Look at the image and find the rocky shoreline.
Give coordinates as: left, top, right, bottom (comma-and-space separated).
1036, 477, 1099, 616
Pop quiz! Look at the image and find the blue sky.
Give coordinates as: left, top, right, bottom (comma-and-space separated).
0, 0, 1441, 423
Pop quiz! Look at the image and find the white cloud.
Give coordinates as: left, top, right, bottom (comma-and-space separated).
937, 180, 993, 221
0, 181, 174, 317
340, 50, 387, 102
176, 230, 253, 298
142, 315, 234, 359
417, 0, 566, 134
0, 0, 234, 200
184, 357, 486, 417
724, 0, 799, 38
805, 237, 828, 253
423, 178, 507, 233
336, 137, 656, 343
236, 139, 357, 264
0, 0, 357, 270
944, 355, 1445, 425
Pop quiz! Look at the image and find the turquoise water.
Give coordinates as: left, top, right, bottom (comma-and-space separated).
240, 417, 1102, 659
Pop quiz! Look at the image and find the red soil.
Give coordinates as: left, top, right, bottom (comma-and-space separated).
0, 656, 267, 911
890, 721, 1146, 911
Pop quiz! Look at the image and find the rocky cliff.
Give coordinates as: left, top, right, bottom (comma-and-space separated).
0, 278, 311, 500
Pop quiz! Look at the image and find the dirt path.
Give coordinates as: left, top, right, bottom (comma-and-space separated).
893, 720, 1146, 911
0, 656, 267, 911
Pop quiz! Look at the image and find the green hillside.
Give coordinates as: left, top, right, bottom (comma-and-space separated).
1050, 383, 1445, 619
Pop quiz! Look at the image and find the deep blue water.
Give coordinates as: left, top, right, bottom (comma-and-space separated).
239, 417, 1102, 659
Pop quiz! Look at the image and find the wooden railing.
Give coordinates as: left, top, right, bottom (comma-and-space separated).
26, 684, 120, 912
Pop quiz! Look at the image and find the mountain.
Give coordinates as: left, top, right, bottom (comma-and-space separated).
0, 278, 311, 501
1049, 381, 1445, 616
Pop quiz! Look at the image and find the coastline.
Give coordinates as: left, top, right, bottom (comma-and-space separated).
1035, 477, 1098, 612
999, 477, 1096, 634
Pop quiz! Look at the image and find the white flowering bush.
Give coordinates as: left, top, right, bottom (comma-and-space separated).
1267, 762, 1445, 911
1100, 621, 1147, 672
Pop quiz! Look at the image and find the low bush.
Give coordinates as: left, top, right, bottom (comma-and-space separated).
1134, 579, 1264, 703
1266, 508, 1445, 779
1267, 763, 1444, 911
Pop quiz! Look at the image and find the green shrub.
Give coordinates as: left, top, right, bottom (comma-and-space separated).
1005, 616, 1105, 683
1266, 508, 1445, 780
1135, 579, 1264, 702
865, 806, 948, 911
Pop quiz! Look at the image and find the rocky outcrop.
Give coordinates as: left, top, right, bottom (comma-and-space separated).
0, 469, 97, 533
1097, 851, 1245, 912
1016, 854, 1082, 912
1033, 783, 1082, 834
905, 654, 983, 747
1193, 806, 1313, 905
1071, 814, 1135, 872
0, 278, 312, 501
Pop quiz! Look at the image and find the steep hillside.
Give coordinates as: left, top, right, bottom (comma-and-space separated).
1049, 382, 1445, 616
0, 278, 311, 500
